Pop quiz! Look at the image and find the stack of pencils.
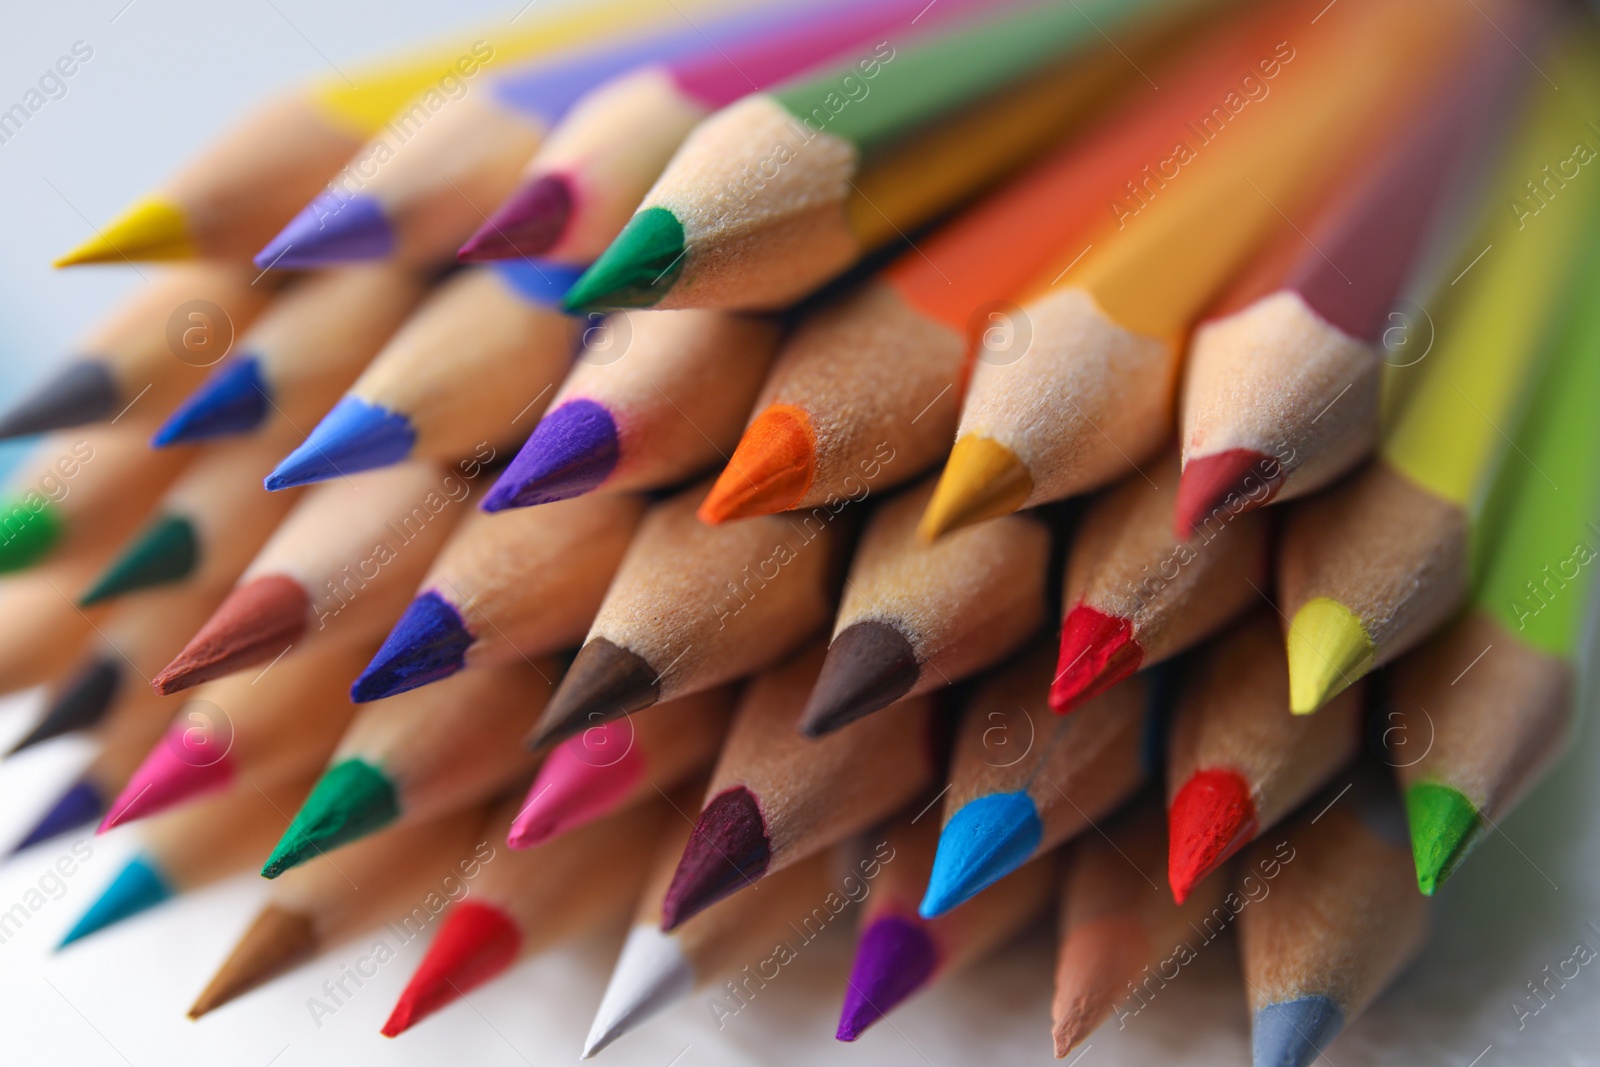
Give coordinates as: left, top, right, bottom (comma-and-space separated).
5, 0, 1598, 1063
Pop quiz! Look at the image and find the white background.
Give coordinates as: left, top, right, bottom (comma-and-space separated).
1, 2, 1599, 1064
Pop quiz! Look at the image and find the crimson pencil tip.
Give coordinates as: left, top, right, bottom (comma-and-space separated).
1048, 605, 1142, 714
1174, 449, 1282, 539
152, 574, 309, 694
660, 787, 769, 931
1168, 768, 1257, 904
383, 901, 522, 1036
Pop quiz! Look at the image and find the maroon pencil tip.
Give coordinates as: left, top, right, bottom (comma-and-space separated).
151, 574, 309, 694
457, 175, 575, 263
660, 786, 770, 931
1173, 449, 1282, 539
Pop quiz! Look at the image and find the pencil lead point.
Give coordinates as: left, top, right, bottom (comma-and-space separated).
798, 620, 918, 736
481, 400, 620, 511
1048, 605, 1141, 714
265, 396, 415, 489
584, 924, 694, 1057
254, 193, 393, 269
458, 175, 575, 263
920, 792, 1041, 918
80, 514, 199, 605
153, 357, 271, 445
1251, 996, 1343, 1067
508, 720, 643, 849
0, 362, 118, 439
260, 759, 399, 878
836, 915, 938, 1040
1167, 768, 1256, 904
383, 901, 521, 1036
54, 197, 195, 267
660, 787, 770, 931
698, 406, 815, 524
189, 905, 318, 1019
11, 780, 105, 853
0, 497, 62, 573
152, 574, 309, 694
563, 207, 684, 312
8, 658, 121, 755
919, 436, 1031, 541
1175, 449, 1281, 538
58, 854, 172, 948
352, 592, 473, 702
1285, 597, 1373, 715
1404, 781, 1479, 895
99, 722, 236, 831
527, 638, 660, 749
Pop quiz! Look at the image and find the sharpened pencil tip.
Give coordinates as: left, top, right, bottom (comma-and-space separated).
1175, 449, 1282, 539
919, 436, 1032, 541
508, 721, 643, 849
836, 915, 938, 1040
798, 620, 919, 736
920, 792, 1041, 918
458, 174, 575, 263
1404, 781, 1480, 895
1048, 604, 1142, 714
254, 193, 393, 269
0, 497, 62, 574
99, 721, 236, 832
8, 658, 121, 755
54, 197, 195, 267
153, 356, 271, 445
0, 361, 118, 440
352, 592, 473, 702
260, 759, 399, 878
265, 396, 416, 489
584, 924, 694, 1057
1251, 995, 1343, 1067
528, 638, 660, 749
1168, 768, 1257, 904
1285, 597, 1373, 715
152, 574, 310, 694
660, 787, 770, 931
698, 405, 815, 524
189, 905, 318, 1019
563, 206, 685, 312
383, 901, 522, 1036
58, 854, 172, 948
481, 400, 620, 511
80, 513, 199, 605
11, 780, 105, 853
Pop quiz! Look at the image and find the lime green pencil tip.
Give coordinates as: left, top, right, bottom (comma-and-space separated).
1405, 781, 1481, 895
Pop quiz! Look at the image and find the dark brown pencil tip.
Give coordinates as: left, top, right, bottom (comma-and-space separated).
798, 620, 919, 738
660, 786, 770, 931
526, 637, 660, 749
152, 574, 309, 695
188, 905, 317, 1019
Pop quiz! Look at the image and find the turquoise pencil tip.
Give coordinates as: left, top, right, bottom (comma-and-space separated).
918, 792, 1042, 919
57, 853, 173, 948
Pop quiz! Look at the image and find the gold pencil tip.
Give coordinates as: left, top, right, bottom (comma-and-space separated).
54, 196, 194, 267
1286, 597, 1375, 715
918, 435, 1032, 541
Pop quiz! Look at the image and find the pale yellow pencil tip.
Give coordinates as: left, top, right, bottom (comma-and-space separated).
1286, 597, 1375, 715
54, 196, 194, 267
918, 435, 1033, 541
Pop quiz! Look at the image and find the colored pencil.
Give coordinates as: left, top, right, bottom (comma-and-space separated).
1278, 48, 1600, 714
919, 0, 1469, 539
482, 310, 779, 510
0, 425, 191, 575
508, 685, 734, 849
10, 673, 175, 853
838, 807, 1054, 1041
563, 0, 1197, 312
353, 492, 644, 702
583, 818, 836, 1056
58, 770, 314, 947
698, 0, 1313, 523
189, 805, 487, 1018
799, 478, 1048, 736
1174, 21, 1530, 536
152, 265, 428, 447
260, 660, 555, 877
263, 267, 576, 488
0, 560, 105, 695
51, 7, 660, 265
253, 0, 760, 270
1239, 766, 1428, 1067
1050, 796, 1226, 1056
99, 637, 373, 830
8, 581, 223, 756
80, 427, 303, 606
526, 479, 840, 748
0, 266, 274, 440
662, 642, 934, 929
459, 0, 1015, 264
1164, 611, 1362, 904
1390, 234, 1600, 895
1049, 448, 1268, 714
382, 792, 664, 1035
922, 638, 1152, 918
151, 462, 468, 694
